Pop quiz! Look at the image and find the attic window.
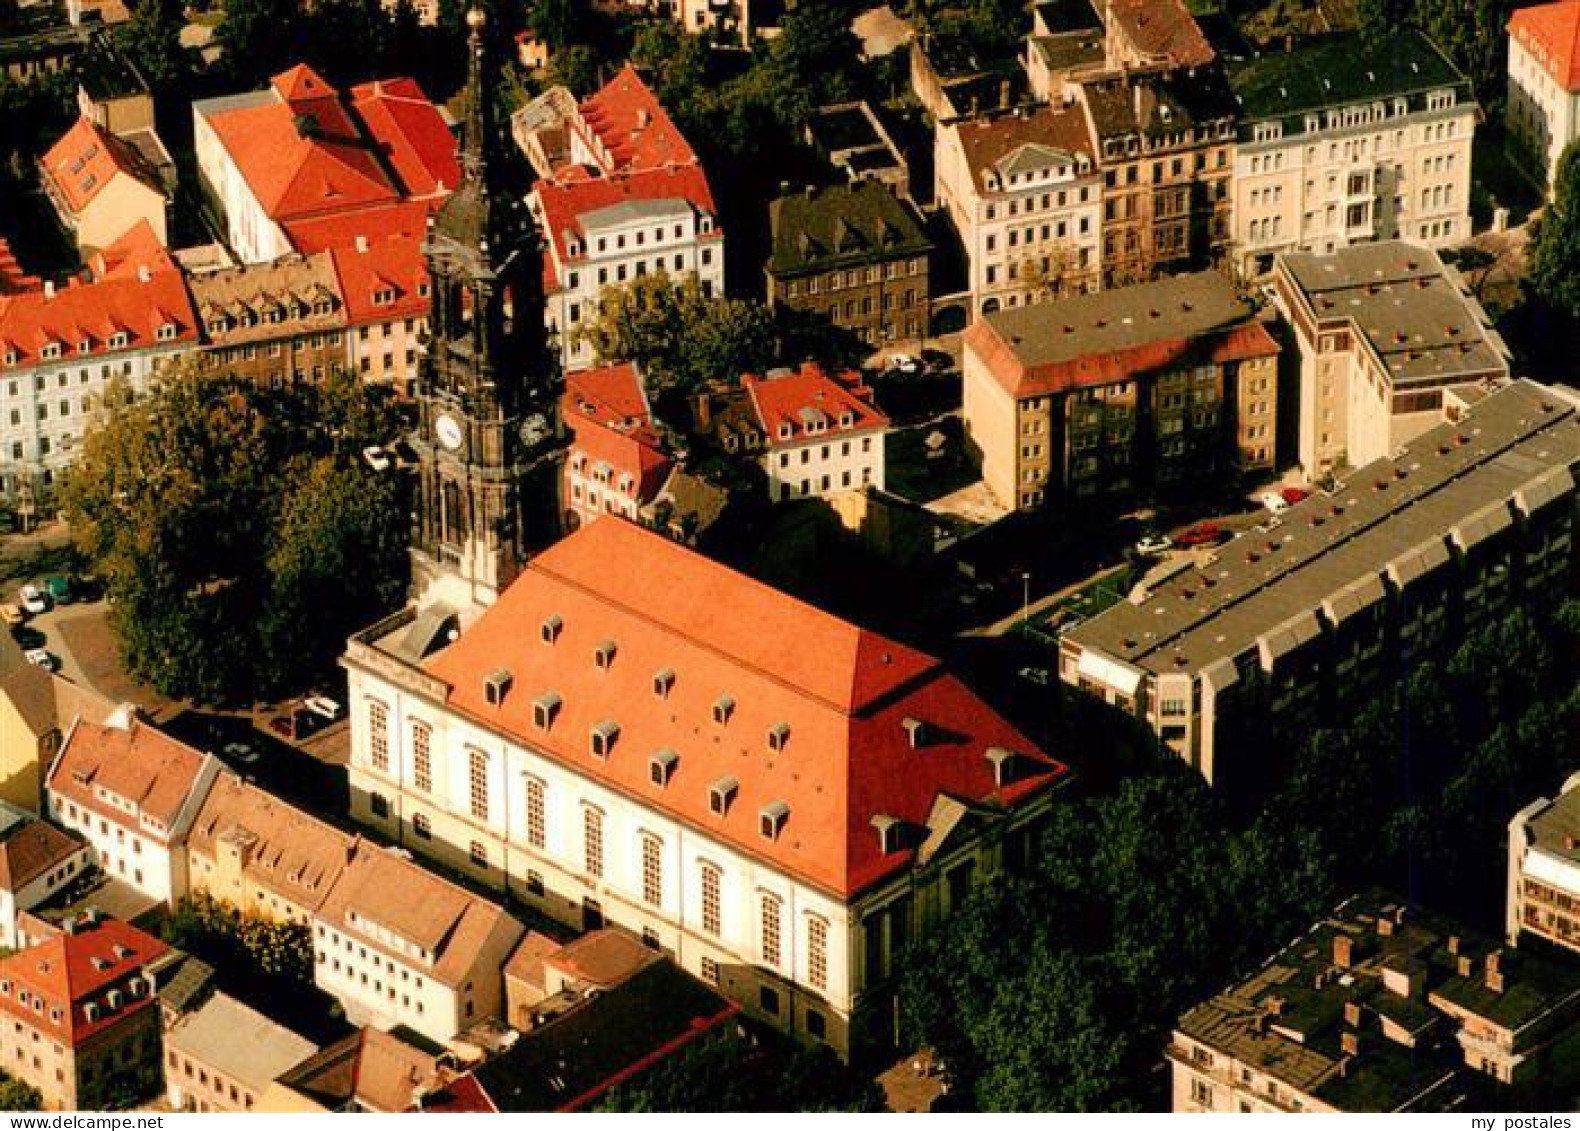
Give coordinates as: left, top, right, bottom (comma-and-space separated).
532, 691, 562, 731
712, 695, 735, 725
652, 667, 675, 698
373, 287, 396, 305
839, 411, 854, 428
778, 423, 793, 440
590, 719, 621, 759
767, 722, 790, 752
709, 775, 738, 815
76, 339, 90, 355
41, 342, 61, 360
483, 668, 512, 706
157, 323, 178, 341
649, 747, 678, 787
593, 639, 617, 670
985, 746, 1015, 788
759, 800, 789, 841
2, 351, 14, 366
541, 614, 563, 644
902, 717, 926, 749
871, 813, 901, 855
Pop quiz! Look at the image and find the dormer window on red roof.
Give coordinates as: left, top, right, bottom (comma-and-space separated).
590, 719, 620, 759
708, 775, 737, 815
759, 801, 789, 841
767, 722, 790, 753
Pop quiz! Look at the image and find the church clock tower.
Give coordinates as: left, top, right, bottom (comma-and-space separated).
409, 8, 564, 610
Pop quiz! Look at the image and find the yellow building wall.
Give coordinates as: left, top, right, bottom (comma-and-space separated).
77, 174, 167, 258
0, 697, 47, 812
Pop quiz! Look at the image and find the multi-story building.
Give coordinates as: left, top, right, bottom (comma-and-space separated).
1508, 1, 1580, 192
185, 773, 358, 926
39, 116, 169, 256
1172, 891, 1580, 1111
0, 915, 167, 1110
260, 1026, 469, 1113
517, 68, 724, 372
804, 102, 912, 200
1274, 241, 1510, 478
1508, 769, 1580, 954
1077, 66, 1237, 285
561, 361, 672, 530
188, 252, 348, 387
1060, 379, 1580, 785
962, 271, 1279, 511
766, 181, 932, 348
193, 65, 456, 266
744, 364, 890, 502
164, 990, 317, 1113
341, 517, 1071, 1058
935, 103, 1103, 313
1228, 32, 1478, 276
0, 221, 198, 508
311, 845, 525, 1043
0, 647, 117, 812
0, 802, 91, 948
1097, 0, 1214, 72
324, 231, 430, 395
46, 717, 220, 905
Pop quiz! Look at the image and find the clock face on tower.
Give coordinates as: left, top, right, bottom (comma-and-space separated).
435, 413, 464, 452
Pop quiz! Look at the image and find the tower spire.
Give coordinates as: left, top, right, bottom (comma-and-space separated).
460, 7, 494, 186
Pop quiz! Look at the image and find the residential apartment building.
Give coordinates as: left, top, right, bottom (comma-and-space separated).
766, 181, 932, 347
341, 517, 1070, 1058
1228, 32, 1478, 277
312, 845, 524, 1043
260, 1026, 470, 1113
39, 116, 169, 256
0, 221, 197, 508
745, 364, 890, 502
962, 271, 1279, 511
0, 803, 90, 948
517, 68, 724, 372
1060, 380, 1580, 786
46, 718, 220, 905
561, 361, 672, 529
193, 65, 456, 266
1508, 769, 1580, 955
0, 646, 117, 812
189, 252, 348, 387
1097, 0, 1215, 72
0, 916, 167, 1110
1172, 891, 1580, 1111
325, 232, 430, 395
164, 990, 317, 1112
185, 773, 358, 926
1274, 241, 1510, 478
1508, 1, 1580, 192
935, 103, 1103, 313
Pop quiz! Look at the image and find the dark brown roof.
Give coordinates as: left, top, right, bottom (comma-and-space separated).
767, 179, 930, 277
0, 817, 83, 891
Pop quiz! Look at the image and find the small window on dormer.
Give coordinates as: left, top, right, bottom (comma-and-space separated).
533, 691, 562, 731
158, 323, 177, 341
541, 614, 563, 644
653, 667, 675, 698
708, 775, 739, 815
839, 411, 853, 428
871, 813, 901, 854
985, 746, 1015, 788
77, 339, 90, 355
650, 747, 678, 786
3, 351, 15, 365
723, 433, 738, 453
767, 722, 790, 753
760, 800, 789, 841
41, 342, 61, 360
590, 719, 620, 758
483, 668, 512, 706
593, 639, 616, 670
778, 423, 793, 440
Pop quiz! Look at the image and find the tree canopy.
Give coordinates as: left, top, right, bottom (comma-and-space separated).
63, 367, 406, 703
1529, 141, 1580, 317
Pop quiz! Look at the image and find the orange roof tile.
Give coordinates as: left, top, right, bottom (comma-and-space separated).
1511, 1, 1580, 90
422, 520, 1068, 897
1106, 0, 1215, 68
744, 362, 889, 449
350, 78, 461, 201
0, 918, 167, 1045
40, 117, 165, 217
533, 165, 719, 269
578, 65, 701, 174
326, 233, 428, 327
49, 720, 212, 838
565, 361, 651, 426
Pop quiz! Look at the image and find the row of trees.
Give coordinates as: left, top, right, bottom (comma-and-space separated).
902, 603, 1579, 1109
1357, 0, 1519, 106
63, 368, 408, 704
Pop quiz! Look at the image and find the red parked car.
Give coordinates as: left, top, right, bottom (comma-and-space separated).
1176, 522, 1230, 547
1280, 486, 1311, 505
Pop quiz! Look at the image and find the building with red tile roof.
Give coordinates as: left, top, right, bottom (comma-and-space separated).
0, 220, 198, 508
1509, 1, 1580, 189
742, 362, 890, 502
324, 232, 430, 394
963, 270, 1280, 510
0, 915, 167, 1109
516, 67, 724, 371
193, 63, 458, 265
39, 116, 169, 256
343, 517, 1070, 1056
46, 717, 221, 906
0, 802, 91, 949
562, 361, 674, 529
1101, 0, 1214, 70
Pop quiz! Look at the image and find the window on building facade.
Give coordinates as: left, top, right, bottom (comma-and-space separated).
807, 916, 828, 991
584, 807, 604, 878
641, 834, 662, 906
701, 863, 721, 935
368, 700, 389, 772
525, 777, 546, 849
761, 893, 782, 967
468, 748, 489, 821
412, 722, 431, 792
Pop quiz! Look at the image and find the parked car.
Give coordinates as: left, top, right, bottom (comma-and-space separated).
24, 649, 57, 672
268, 708, 324, 741
1260, 491, 1290, 515
1280, 486, 1311, 506
44, 576, 72, 604
1134, 533, 1173, 556
362, 446, 393, 472
888, 353, 921, 376
1018, 666, 1052, 686
303, 695, 344, 721
222, 741, 260, 765
11, 625, 44, 650
1176, 522, 1229, 548
18, 585, 48, 615
0, 603, 23, 627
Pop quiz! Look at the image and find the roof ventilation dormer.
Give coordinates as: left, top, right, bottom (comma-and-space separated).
902, 717, 927, 749
652, 667, 675, 699
985, 746, 1016, 788
532, 691, 562, 731
541, 614, 563, 644
590, 719, 620, 759
483, 668, 513, 706
712, 695, 735, 726
709, 775, 738, 815
767, 722, 790, 753
759, 800, 789, 841
871, 813, 903, 855
593, 639, 617, 670
649, 747, 678, 787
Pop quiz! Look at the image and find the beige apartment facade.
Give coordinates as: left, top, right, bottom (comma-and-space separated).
1508, 1, 1580, 192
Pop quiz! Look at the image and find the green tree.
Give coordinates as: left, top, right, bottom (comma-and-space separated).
216, 0, 304, 87
526, 0, 574, 46
547, 43, 602, 96
116, 0, 188, 92
0, 1077, 40, 1111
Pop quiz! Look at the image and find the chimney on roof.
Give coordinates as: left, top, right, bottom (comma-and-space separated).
1343, 1000, 1363, 1027
1377, 915, 1394, 937
636, 108, 651, 129
1333, 934, 1354, 969
136, 265, 150, 284
1485, 951, 1504, 994
355, 235, 368, 253
1447, 935, 1460, 955
43, 280, 54, 299
999, 79, 1010, 110
803, 184, 816, 199
691, 392, 712, 429
1341, 1030, 1360, 1058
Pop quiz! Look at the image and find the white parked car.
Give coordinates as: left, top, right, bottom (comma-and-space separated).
18, 585, 48, 615
1260, 491, 1290, 515
1018, 666, 1052, 686
1134, 534, 1173, 556
888, 353, 921, 375
303, 695, 344, 721
362, 446, 393, 472
24, 649, 56, 671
